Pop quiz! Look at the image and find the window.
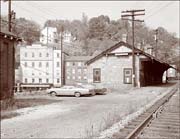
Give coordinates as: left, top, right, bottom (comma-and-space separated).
39, 53, 42, 57
57, 53, 60, 58
124, 68, 132, 84
72, 76, 75, 80
72, 69, 75, 74
46, 62, 49, 67
72, 62, 75, 66
66, 62, 70, 66
39, 62, 42, 67
84, 69, 87, 73
25, 78, 27, 83
24, 62, 27, 67
46, 72, 49, 75
78, 62, 82, 67
57, 78, 60, 83
46, 53, 49, 57
67, 76, 70, 79
78, 69, 81, 73
25, 52, 27, 57
84, 76, 87, 80
32, 52, 34, 57
78, 76, 81, 79
57, 62, 60, 67
32, 78, 35, 83
32, 72, 34, 76
46, 79, 49, 83
93, 68, 101, 83
32, 62, 35, 67
39, 78, 42, 83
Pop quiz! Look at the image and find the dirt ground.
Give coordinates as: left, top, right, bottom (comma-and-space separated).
0, 83, 177, 138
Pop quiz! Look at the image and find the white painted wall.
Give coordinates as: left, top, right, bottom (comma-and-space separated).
20, 44, 62, 86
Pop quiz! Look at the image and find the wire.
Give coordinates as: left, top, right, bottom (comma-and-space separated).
145, 1, 175, 20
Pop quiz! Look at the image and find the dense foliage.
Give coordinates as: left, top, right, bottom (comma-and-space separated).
1, 14, 179, 68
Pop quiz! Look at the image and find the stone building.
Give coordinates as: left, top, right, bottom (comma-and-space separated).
86, 41, 172, 89
0, 30, 21, 109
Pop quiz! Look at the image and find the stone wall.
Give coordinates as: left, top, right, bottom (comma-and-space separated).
87, 54, 140, 89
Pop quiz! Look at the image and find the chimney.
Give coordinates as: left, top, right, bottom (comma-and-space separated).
122, 34, 127, 42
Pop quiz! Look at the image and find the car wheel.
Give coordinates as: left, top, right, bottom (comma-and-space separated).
50, 91, 57, 96
91, 91, 96, 96
74, 92, 81, 97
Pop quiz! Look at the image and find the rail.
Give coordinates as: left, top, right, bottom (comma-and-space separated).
125, 87, 178, 139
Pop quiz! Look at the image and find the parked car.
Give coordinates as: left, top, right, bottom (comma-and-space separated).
46, 85, 95, 97
76, 83, 107, 95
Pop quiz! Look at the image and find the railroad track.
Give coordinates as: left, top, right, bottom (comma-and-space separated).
113, 85, 179, 139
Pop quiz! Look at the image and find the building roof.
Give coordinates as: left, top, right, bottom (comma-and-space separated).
0, 30, 22, 41
86, 41, 172, 68
65, 56, 93, 62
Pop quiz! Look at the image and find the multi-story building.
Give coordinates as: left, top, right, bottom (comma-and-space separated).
65, 56, 93, 85
20, 43, 62, 89
40, 27, 58, 44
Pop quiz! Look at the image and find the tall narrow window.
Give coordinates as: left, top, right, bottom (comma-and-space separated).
39, 53, 42, 57
57, 62, 60, 67
57, 78, 60, 83
46, 62, 49, 67
124, 68, 132, 84
25, 52, 27, 57
57, 53, 60, 58
39, 78, 42, 83
32, 52, 34, 57
32, 62, 35, 67
46, 53, 49, 57
24, 62, 27, 67
32, 78, 35, 83
46, 79, 49, 83
93, 68, 101, 83
39, 62, 42, 67
25, 78, 27, 83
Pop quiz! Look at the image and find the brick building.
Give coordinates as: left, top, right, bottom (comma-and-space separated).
86, 41, 172, 89
65, 56, 92, 85
0, 31, 21, 109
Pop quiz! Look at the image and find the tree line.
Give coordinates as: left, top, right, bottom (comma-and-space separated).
1, 14, 179, 68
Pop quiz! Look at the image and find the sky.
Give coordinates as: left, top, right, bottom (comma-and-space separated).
1, 1, 179, 37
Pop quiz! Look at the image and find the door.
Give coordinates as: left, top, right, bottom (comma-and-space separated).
124, 68, 132, 84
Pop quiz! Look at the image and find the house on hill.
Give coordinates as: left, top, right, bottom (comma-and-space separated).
86, 41, 172, 89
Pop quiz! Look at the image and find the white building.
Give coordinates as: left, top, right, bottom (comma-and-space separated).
20, 43, 62, 88
40, 27, 58, 45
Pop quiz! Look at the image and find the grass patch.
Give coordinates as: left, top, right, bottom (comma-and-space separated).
1, 98, 61, 120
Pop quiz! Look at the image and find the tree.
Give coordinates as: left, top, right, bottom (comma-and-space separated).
13, 18, 40, 45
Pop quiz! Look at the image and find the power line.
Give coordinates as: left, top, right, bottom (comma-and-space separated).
145, 1, 175, 20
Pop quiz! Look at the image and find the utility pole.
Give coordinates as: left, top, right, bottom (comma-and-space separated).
47, 26, 49, 46
60, 26, 64, 86
154, 29, 158, 58
8, 0, 11, 32
121, 9, 145, 87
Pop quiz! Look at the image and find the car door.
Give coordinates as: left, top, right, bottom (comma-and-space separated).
68, 86, 76, 95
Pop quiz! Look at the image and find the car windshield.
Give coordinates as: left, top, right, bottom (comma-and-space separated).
75, 85, 85, 88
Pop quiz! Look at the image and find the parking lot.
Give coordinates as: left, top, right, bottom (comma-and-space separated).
1, 83, 176, 138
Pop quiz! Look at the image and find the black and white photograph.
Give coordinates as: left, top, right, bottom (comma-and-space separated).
0, 0, 180, 138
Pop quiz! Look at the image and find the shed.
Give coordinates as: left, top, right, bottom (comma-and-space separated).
0, 30, 21, 109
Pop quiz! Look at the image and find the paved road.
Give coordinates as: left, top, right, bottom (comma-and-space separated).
1, 84, 176, 138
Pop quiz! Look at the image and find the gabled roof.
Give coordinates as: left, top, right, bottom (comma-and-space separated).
85, 41, 172, 68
